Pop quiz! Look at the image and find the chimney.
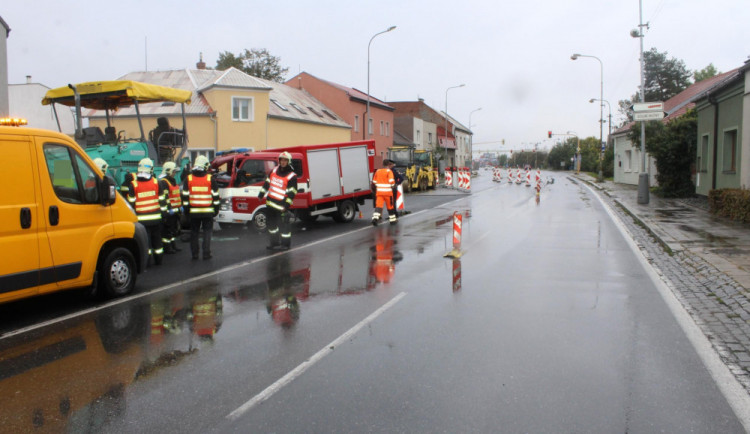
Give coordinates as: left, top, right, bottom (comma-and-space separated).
196, 52, 206, 70
418, 98, 424, 102
26, 75, 31, 84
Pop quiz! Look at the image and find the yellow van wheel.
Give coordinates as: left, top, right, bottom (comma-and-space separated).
100, 247, 137, 297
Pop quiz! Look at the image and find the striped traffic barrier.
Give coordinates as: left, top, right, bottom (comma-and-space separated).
525, 168, 531, 187
464, 167, 471, 191
444, 211, 463, 258
445, 169, 453, 188
396, 184, 404, 211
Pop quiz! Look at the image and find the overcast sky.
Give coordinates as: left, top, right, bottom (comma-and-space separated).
3, 0, 748, 152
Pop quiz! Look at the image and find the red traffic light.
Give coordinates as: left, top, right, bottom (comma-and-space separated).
547, 131, 552, 138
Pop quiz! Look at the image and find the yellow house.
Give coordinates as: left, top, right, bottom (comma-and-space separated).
86, 66, 351, 162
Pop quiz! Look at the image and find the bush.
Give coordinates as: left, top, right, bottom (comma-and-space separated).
708, 189, 750, 222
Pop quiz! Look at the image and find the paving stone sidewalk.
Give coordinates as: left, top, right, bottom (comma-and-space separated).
571, 174, 750, 394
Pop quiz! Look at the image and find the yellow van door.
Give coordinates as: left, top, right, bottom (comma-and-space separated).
36, 140, 114, 292
0, 134, 46, 302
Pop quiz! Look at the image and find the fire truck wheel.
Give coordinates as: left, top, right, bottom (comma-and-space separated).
333, 200, 356, 223
253, 209, 268, 232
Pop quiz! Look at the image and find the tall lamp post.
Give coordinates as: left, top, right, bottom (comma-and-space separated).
366, 26, 397, 141
444, 84, 465, 168
468, 107, 481, 168
589, 98, 612, 143
632, 0, 649, 204
571, 53, 604, 181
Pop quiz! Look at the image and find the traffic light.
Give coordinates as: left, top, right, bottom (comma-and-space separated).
547, 131, 552, 138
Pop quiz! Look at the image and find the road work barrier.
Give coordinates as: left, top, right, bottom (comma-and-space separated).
444, 211, 463, 258
396, 185, 404, 211
445, 169, 453, 188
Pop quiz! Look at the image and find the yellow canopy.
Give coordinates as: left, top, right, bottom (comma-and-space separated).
42, 80, 192, 110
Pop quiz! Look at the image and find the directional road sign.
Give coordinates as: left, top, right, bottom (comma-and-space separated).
632, 102, 664, 112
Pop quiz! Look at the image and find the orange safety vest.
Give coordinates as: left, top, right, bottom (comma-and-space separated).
132, 178, 162, 221
266, 167, 296, 211
164, 177, 182, 208
188, 174, 214, 214
372, 168, 395, 196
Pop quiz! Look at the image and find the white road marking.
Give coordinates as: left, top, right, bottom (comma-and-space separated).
226, 291, 407, 421
584, 183, 750, 431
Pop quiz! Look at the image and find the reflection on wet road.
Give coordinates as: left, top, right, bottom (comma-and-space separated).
0, 173, 746, 432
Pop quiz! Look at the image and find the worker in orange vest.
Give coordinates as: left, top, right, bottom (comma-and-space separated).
371, 159, 397, 226
159, 162, 182, 254
127, 158, 169, 265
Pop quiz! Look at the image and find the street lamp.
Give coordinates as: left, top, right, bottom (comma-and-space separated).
444, 84, 465, 168
366, 26, 397, 140
589, 98, 612, 143
632, 0, 649, 204
566, 130, 581, 174
571, 53, 604, 181
468, 107, 481, 168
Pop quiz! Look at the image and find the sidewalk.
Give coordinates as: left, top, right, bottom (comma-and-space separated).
573, 173, 750, 392
577, 174, 750, 289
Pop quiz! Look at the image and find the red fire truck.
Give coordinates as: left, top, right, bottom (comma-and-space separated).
212, 140, 375, 231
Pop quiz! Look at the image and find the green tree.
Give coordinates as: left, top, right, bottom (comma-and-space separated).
498, 154, 508, 167
547, 138, 577, 171
617, 48, 692, 123
694, 63, 719, 82
628, 109, 697, 197
215, 48, 289, 82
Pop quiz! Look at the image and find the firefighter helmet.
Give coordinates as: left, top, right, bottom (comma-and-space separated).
93, 157, 108, 173
193, 155, 210, 171
278, 151, 292, 162
162, 161, 177, 176
137, 158, 154, 175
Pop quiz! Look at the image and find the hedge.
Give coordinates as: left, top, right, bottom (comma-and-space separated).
708, 189, 750, 223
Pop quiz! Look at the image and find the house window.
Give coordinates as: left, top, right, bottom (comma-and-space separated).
270, 99, 288, 111
416, 130, 421, 143
354, 115, 360, 132
624, 150, 632, 171
322, 109, 337, 120
380, 120, 384, 135
368, 118, 373, 135
189, 149, 216, 165
307, 106, 323, 118
385, 122, 390, 137
232, 97, 254, 121
289, 102, 307, 114
428, 132, 432, 145
722, 129, 738, 172
699, 134, 709, 172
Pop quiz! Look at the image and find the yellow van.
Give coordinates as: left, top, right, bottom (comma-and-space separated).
0, 122, 148, 304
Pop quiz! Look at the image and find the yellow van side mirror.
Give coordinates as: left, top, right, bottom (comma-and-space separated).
100, 176, 117, 206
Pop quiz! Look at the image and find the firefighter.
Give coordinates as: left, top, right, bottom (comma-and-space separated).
258, 151, 298, 251
371, 159, 397, 226
182, 155, 220, 260
120, 171, 134, 196
127, 158, 169, 265
160, 161, 182, 254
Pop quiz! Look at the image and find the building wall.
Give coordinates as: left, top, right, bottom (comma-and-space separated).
742, 70, 750, 190
0, 20, 8, 117
202, 87, 270, 151
267, 118, 350, 148
10, 83, 75, 134
612, 132, 657, 186
289, 72, 393, 166
695, 81, 744, 195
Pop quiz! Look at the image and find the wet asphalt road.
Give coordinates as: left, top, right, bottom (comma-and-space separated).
0, 172, 746, 433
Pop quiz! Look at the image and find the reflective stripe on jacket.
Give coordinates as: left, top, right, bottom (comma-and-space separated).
130, 178, 162, 221
264, 167, 297, 211
372, 168, 395, 195
187, 174, 214, 214
164, 177, 182, 208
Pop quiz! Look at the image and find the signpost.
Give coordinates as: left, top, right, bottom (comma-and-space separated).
632, 101, 665, 121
